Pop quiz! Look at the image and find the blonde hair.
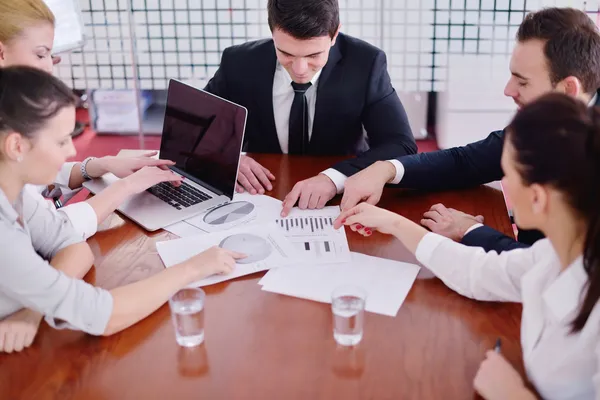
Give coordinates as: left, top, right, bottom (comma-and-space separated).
0, 0, 55, 43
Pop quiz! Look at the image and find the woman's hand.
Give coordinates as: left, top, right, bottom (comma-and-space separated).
334, 203, 403, 236
87, 151, 177, 180
474, 351, 534, 400
122, 166, 184, 195
184, 246, 246, 280
0, 309, 43, 353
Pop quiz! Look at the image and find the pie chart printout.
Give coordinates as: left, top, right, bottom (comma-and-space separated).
218, 233, 273, 264
203, 201, 255, 225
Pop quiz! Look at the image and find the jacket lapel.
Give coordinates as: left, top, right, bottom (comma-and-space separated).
253, 41, 281, 153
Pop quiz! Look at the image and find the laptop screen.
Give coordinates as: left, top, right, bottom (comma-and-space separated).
159, 80, 246, 199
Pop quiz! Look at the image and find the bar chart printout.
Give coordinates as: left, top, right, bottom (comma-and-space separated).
275, 208, 351, 264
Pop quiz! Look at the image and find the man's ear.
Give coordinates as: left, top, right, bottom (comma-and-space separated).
557, 76, 584, 98
331, 24, 342, 47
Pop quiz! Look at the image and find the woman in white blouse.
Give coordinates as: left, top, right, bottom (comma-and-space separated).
0, 66, 243, 353
0, 0, 180, 240
336, 93, 600, 399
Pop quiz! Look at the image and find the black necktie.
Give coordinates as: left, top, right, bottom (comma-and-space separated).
288, 82, 312, 155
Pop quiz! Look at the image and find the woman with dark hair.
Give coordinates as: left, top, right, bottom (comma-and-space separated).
335, 93, 600, 399
0, 67, 243, 353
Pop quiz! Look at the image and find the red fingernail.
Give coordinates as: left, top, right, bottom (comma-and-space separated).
365, 229, 372, 235
356, 224, 363, 230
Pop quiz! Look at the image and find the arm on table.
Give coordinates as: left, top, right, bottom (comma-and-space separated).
337, 203, 538, 302
462, 225, 530, 253
394, 130, 505, 191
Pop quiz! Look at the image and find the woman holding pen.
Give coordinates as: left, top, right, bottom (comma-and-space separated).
336, 93, 600, 399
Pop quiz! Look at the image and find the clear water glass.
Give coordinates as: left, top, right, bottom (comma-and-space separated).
331, 286, 367, 346
169, 288, 205, 347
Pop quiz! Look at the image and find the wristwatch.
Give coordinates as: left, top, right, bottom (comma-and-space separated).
81, 156, 97, 180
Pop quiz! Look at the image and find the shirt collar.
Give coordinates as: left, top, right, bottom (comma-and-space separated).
589, 92, 598, 107
542, 256, 587, 324
0, 186, 21, 225
274, 62, 322, 92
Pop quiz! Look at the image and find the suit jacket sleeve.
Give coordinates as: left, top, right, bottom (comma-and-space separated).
461, 225, 530, 253
394, 130, 505, 191
331, 51, 417, 176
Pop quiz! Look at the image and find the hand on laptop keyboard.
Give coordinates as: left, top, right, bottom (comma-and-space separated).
147, 180, 213, 210
123, 166, 184, 195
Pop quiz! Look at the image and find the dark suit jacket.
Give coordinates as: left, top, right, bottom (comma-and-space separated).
204, 33, 417, 176
395, 89, 600, 253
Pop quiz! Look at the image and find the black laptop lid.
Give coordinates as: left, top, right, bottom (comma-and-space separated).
159, 79, 247, 199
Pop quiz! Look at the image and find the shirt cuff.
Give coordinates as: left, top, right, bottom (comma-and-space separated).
58, 202, 98, 240
54, 162, 82, 204
415, 232, 449, 266
387, 159, 405, 185
464, 223, 484, 236
321, 168, 347, 194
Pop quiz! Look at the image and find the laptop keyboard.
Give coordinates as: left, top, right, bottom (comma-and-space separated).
147, 181, 212, 210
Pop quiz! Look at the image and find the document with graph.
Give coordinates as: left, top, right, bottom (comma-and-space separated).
275, 206, 351, 264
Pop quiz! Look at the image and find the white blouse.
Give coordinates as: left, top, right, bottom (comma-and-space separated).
416, 233, 600, 400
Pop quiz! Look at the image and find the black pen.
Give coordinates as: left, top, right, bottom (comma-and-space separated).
494, 338, 502, 353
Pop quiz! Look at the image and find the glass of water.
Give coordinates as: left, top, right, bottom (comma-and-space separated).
169, 288, 205, 347
331, 286, 367, 346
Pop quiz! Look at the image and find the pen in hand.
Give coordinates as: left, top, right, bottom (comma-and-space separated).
494, 338, 502, 353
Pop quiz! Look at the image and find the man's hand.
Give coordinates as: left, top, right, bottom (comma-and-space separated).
0, 309, 43, 353
420, 203, 484, 241
86, 151, 176, 179
340, 161, 397, 211
236, 155, 276, 195
281, 174, 337, 217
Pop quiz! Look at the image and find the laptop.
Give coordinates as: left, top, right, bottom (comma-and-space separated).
83, 79, 247, 231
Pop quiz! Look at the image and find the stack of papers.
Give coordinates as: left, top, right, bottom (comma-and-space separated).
260, 252, 420, 317
156, 193, 421, 317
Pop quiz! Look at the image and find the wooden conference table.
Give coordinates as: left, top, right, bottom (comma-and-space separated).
0, 154, 523, 399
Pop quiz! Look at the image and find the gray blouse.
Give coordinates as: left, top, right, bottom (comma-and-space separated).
0, 188, 113, 335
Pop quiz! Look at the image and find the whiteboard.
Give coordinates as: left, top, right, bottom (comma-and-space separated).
43, 0, 86, 54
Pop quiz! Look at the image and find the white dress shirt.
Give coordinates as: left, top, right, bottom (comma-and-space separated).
272, 63, 348, 193
27, 162, 98, 240
416, 233, 600, 400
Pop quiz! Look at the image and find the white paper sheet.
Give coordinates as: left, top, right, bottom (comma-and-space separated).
163, 193, 283, 236
157, 225, 299, 287
260, 252, 420, 317
274, 206, 351, 264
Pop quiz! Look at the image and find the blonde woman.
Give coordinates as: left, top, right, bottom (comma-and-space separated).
0, 0, 178, 240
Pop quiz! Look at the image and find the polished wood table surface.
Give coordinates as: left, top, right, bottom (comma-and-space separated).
0, 154, 523, 400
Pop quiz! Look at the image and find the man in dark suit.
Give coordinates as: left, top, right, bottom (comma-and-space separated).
336, 7, 600, 253
204, 0, 416, 215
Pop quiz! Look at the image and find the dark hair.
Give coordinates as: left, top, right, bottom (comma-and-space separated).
0, 66, 76, 139
267, 0, 339, 40
507, 93, 600, 332
517, 7, 600, 95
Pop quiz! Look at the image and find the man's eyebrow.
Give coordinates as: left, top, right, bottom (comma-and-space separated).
512, 72, 528, 80
277, 48, 324, 57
